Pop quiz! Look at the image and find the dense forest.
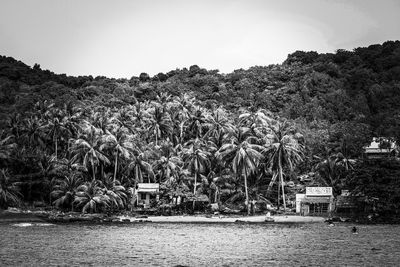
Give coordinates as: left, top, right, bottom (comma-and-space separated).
1, 40, 400, 218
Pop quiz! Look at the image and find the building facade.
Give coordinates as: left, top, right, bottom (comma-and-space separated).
296, 187, 334, 216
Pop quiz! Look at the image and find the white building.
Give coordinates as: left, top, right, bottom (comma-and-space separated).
135, 183, 160, 208
296, 187, 333, 216
364, 137, 396, 159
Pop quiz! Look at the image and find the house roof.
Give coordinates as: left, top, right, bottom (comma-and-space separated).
137, 183, 159, 192
302, 196, 332, 204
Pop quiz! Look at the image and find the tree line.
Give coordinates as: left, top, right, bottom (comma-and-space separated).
1, 40, 400, 216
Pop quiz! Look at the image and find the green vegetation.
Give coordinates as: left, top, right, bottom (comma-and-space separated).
1, 40, 400, 219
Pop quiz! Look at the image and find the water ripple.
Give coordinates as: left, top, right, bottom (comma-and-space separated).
1, 223, 400, 266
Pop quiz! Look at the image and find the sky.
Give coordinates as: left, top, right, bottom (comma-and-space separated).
1, 0, 400, 78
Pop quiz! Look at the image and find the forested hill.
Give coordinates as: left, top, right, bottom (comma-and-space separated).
1, 40, 400, 144
2, 40, 400, 217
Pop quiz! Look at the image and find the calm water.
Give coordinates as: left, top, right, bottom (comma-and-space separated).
1, 222, 400, 266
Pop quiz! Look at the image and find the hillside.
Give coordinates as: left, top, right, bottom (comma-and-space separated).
1, 40, 400, 219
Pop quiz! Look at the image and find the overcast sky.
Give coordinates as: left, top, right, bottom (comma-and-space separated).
1, 0, 400, 78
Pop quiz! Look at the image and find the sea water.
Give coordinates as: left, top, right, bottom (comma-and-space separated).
0, 222, 399, 266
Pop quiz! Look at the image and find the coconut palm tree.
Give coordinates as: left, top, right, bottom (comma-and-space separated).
264, 120, 303, 211
44, 116, 69, 159
0, 169, 22, 208
217, 128, 263, 215
100, 128, 133, 184
128, 149, 154, 185
314, 152, 347, 196
153, 143, 182, 185
204, 107, 235, 144
70, 126, 110, 182
184, 108, 207, 140
51, 172, 83, 211
7, 113, 22, 140
147, 107, 172, 146
74, 180, 110, 213
21, 116, 46, 149
182, 138, 211, 209
0, 131, 16, 160
131, 102, 151, 128
90, 108, 113, 134
103, 181, 128, 211
155, 92, 173, 112
239, 109, 273, 137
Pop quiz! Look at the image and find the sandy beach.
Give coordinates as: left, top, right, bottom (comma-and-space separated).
117, 214, 326, 223
0, 209, 326, 224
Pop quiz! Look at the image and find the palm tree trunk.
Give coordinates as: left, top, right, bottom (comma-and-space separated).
67, 140, 71, 172
193, 172, 197, 211
113, 152, 118, 184
278, 154, 286, 211
92, 164, 96, 182
267, 172, 278, 196
135, 166, 141, 183
55, 137, 58, 159
244, 168, 249, 216
277, 176, 280, 209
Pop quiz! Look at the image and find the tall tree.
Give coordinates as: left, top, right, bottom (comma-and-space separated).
264, 120, 303, 211
101, 128, 133, 184
217, 128, 263, 215
182, 138, 211, 210
70, 126, 110, 182
147, 107, 172, 146
0, 169, 22, 208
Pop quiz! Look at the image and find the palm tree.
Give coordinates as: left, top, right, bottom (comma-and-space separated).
155, 92, 173, 111
182, 139, 211, 210
0, 131, 16, 160
21, 116, 46, 149
112, 106, 136, 134
217, 128, 263, 215
239, 109, 272, 137
314, 152, 347, 196
70, 125, 110, 181
264, 120, 303, 211
101, 128, 133, 184
90, 108, 112, 134
7, 113, 22, 139
103, 180, 128, 211
147, 107, 172, 146
153, 143, 182, 185
131, 102, 151, 129
204, 107, 234, 144
184, 108, 207, 140
128, 149, 154, 185
74, 180, 110, 213
173, 93, 195, 118
0, 169, 22, 209
44, 116, 69, 158
51, 172, 83, 211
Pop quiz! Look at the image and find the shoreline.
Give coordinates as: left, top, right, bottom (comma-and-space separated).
115, 215, 326, 224
0, 210, 325, 224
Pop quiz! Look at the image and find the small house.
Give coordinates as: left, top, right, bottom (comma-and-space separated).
296, 187, 334, 216
135, 183, 160, 208
364, 137, 396, 159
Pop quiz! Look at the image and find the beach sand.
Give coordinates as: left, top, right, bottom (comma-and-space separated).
0, 209, 325, 224
118, 214, 326, 223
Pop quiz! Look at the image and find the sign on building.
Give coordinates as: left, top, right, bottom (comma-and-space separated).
306, 187, 332, 196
